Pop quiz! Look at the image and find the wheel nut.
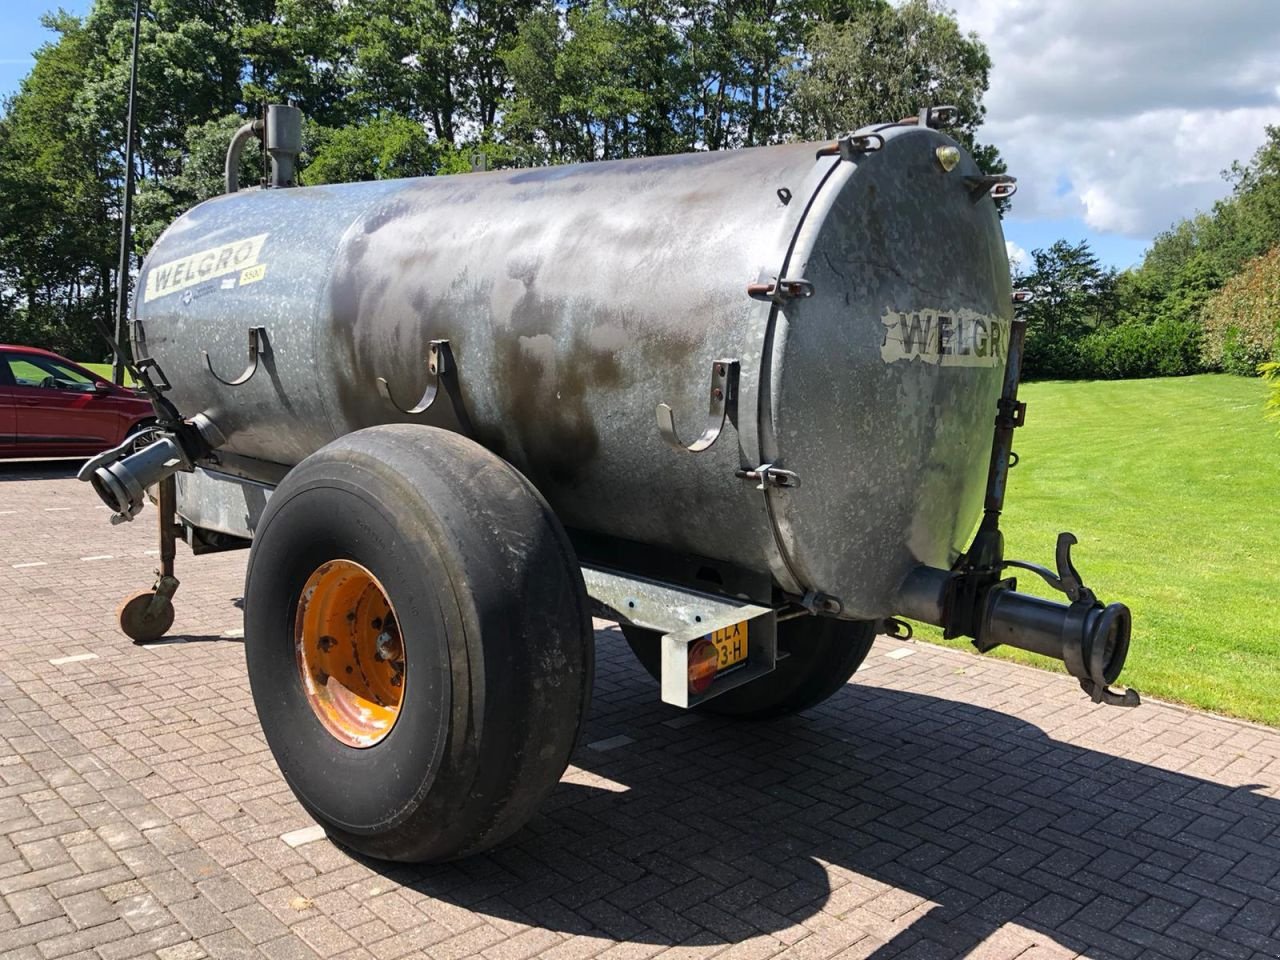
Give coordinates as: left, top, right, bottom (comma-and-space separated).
375, 631, 399, 661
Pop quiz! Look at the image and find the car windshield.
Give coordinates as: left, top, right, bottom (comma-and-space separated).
7, 355, 97, 392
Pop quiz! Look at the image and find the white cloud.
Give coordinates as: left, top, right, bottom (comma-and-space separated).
947, 0, 1280, 238
1005, 240, 1028, 270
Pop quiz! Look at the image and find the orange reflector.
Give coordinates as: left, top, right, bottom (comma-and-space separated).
688, 638, 719, 695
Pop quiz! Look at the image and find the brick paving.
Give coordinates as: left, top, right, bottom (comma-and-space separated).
1, 460, 1279, 960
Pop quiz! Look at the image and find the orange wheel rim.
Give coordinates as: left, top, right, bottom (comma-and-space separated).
295, 560, 405, 747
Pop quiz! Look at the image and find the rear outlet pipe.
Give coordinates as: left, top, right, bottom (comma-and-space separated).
895, 309, 1138, 707
897, 563, 1136, 706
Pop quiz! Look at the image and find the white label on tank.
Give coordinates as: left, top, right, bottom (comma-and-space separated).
144, 233, 269, 303
880, 309, 1008, 367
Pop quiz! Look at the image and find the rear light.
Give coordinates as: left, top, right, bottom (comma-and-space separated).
687, 638, 719, 695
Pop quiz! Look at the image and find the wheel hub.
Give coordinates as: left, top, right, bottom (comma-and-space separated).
295, 560, 405, 747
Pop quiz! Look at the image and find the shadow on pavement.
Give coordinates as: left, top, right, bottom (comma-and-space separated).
363, 636, 1280, 958
0, 460, 83, 482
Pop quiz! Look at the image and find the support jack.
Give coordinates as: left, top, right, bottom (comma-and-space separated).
116, 475, 181, 644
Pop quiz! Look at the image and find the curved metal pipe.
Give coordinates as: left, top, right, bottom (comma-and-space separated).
225, 120, 262, 194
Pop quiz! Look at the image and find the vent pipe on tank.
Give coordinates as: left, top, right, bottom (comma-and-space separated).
265, 104, 303, 188
225, 104, 303, 193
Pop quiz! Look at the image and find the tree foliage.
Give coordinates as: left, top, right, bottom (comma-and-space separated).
1200, 247, 1280, 375
0, 0, 1003, 359
1018, 124, 1280, 385
1262, 361, 1280, 432
1014, 240, 1116, 380
785, 1, 990, 142
1114, 125, 1280, 371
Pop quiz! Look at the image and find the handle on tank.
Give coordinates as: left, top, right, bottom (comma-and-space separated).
656, 359, 739, 453
965, 174, 1018, 202
203, 326, 267, 386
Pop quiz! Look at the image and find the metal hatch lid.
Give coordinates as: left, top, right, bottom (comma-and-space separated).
758, 126, 1015, 616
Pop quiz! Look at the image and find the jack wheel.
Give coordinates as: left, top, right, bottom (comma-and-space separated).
117, 590, 175, 644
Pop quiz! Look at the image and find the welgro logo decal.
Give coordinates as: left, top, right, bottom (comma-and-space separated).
143, 233, 269, 303
880, 308, 1009, 367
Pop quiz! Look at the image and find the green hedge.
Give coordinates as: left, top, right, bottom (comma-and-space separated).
1022, 318, 1203, 381
1201, 247, 1280, 373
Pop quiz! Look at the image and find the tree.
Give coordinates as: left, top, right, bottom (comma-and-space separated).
1123, 125, 1280, 342
1016, 241, 1117, 338
238, 0, 359, 127
0, 0, 1006, 358
1200, 246, 1280, 374
0, 12, 117, 358
782, 0, 1001, 180
501, 0, 688, 164
1262, 361, 1280, 431
1015, 240, 1117, 379
306, 114, 440, 183
500, 0, 1001, 170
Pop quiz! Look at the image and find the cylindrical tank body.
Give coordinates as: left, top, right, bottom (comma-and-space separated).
133, 125, 1012, 618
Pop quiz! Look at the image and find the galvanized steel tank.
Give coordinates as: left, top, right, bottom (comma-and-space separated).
132, 125, 1012, 618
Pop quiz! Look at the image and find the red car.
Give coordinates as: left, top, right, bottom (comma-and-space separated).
0, 344, 155, 458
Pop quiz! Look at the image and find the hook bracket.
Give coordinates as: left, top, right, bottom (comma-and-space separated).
656, 359, 739, 454
204, 326, 267, 387
377, 340, 472, 433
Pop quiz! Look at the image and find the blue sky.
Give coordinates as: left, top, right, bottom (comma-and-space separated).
0, 0, 90, 102
949, 0, 1280, 273
3, 1, 1278, 274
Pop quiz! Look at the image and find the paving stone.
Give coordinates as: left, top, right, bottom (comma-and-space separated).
155, 944, 207, 960
2, 466, 1280, 960
6, 885, 63, 924
60, 889, 117, 930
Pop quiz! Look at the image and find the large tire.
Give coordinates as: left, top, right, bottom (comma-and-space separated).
244, 425, 592, 862
622, 616, 876, 720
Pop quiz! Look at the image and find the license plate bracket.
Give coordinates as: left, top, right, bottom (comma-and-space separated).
660, 608, 777, 709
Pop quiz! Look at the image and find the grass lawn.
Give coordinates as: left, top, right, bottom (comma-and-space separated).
81, 362, 137, 386
916, 374, 1280, 725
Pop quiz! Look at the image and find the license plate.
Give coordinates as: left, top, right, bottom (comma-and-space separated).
710, 621, 748, 670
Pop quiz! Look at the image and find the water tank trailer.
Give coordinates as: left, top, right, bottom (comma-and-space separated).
81, 104, 1137, 862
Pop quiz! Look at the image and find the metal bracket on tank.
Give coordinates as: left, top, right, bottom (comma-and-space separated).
735, 463, 800, 490
815, 133, 884, 161
656, 359, 738, 454
133, 356, 171, 392
965, 174, 1018, 202
203, 326, 267, 387
376, 340, 474, 433
747, 276, 814, 304
917, 105, 959, 129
